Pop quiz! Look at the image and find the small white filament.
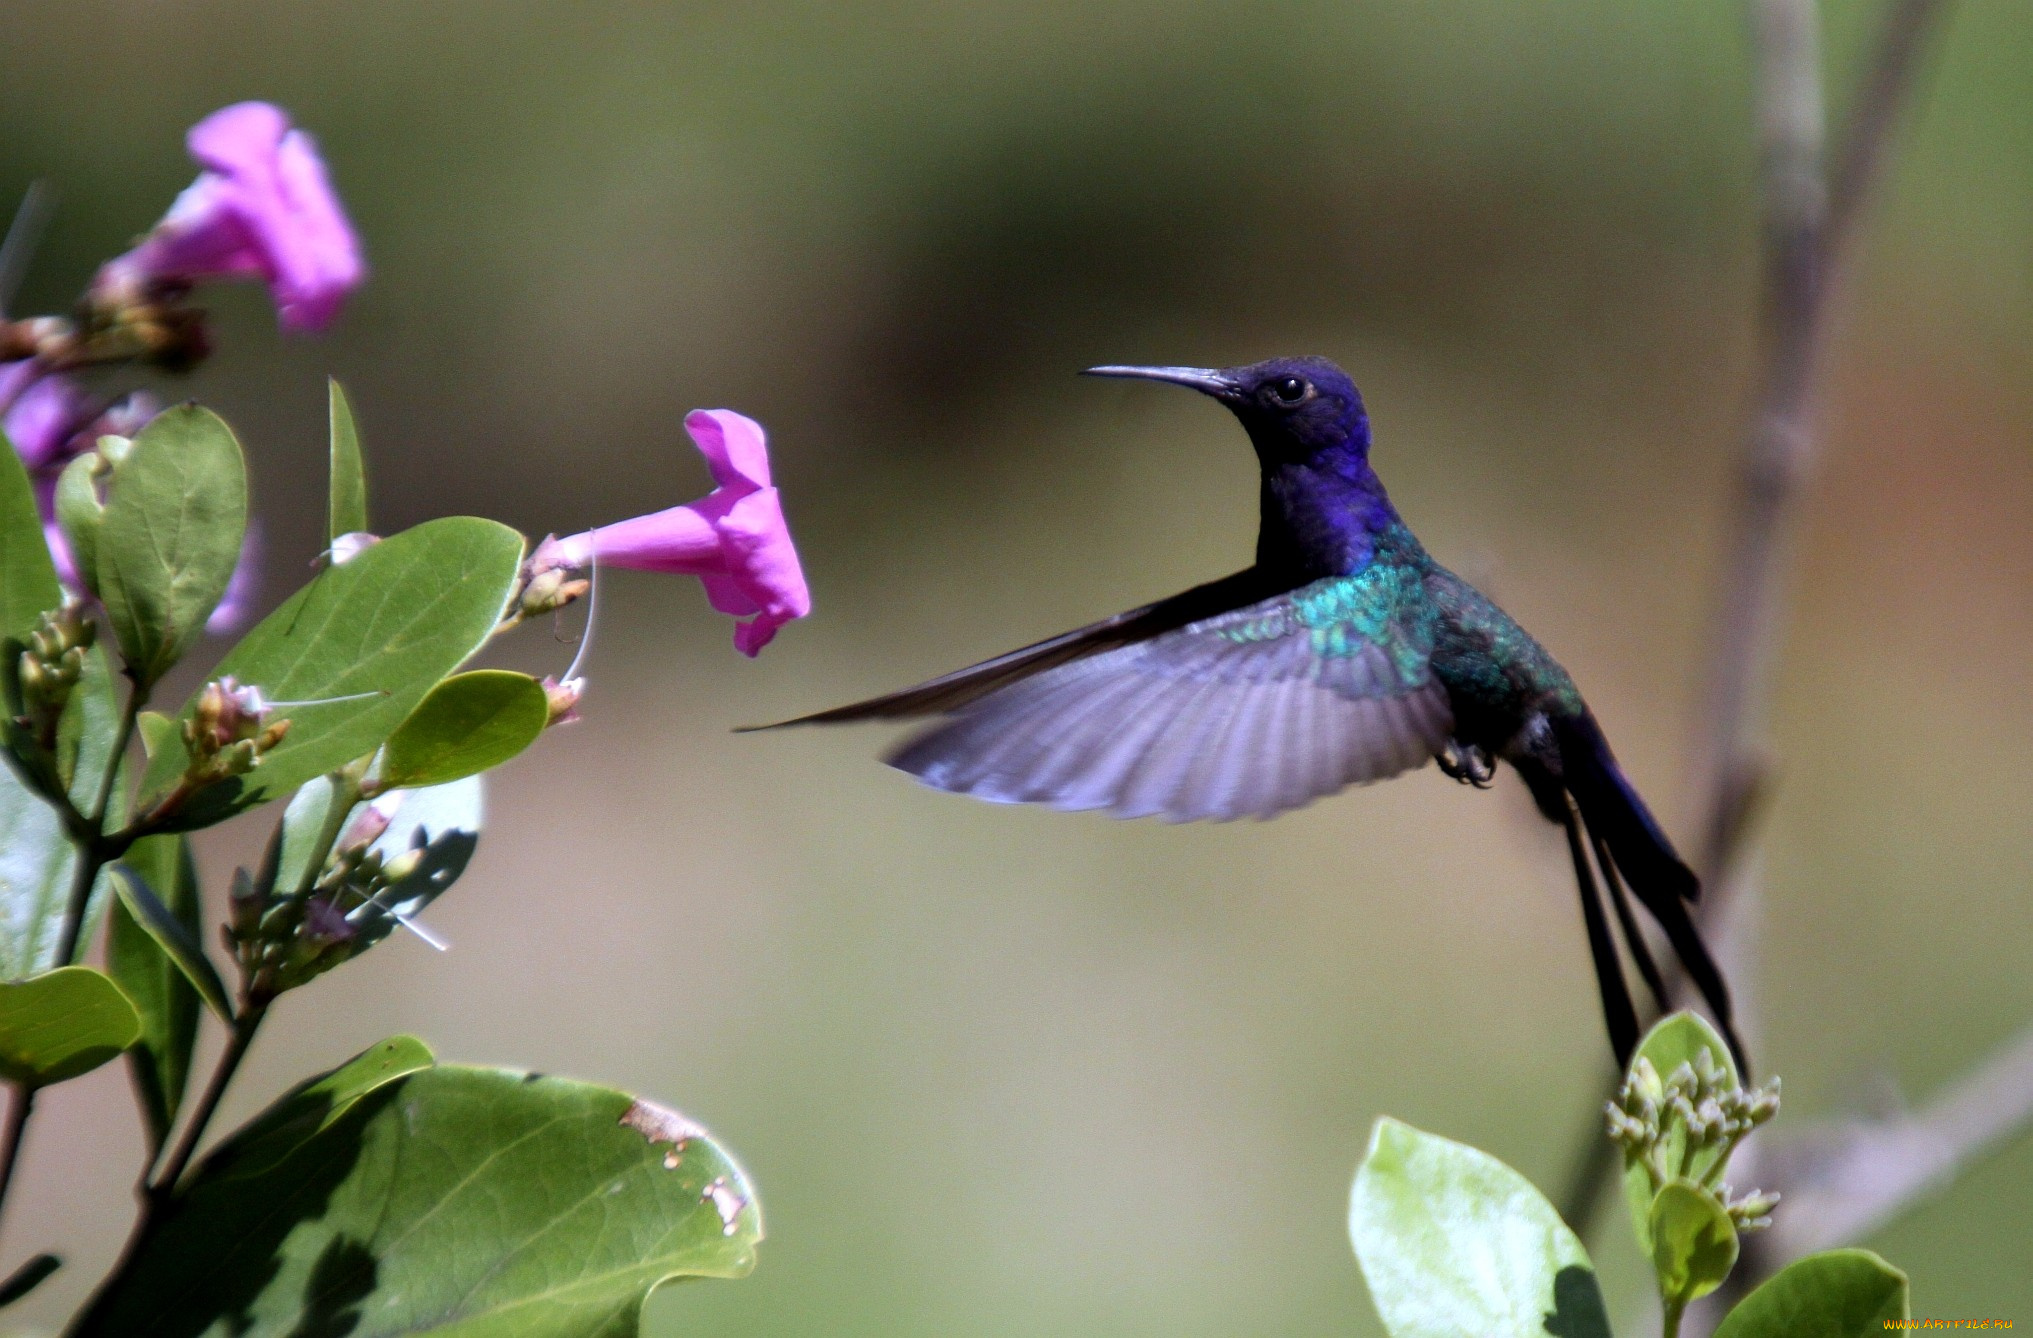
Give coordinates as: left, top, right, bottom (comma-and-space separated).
561, 549, 600, 686
349, 886, 450, 952
262, 689, 387, 709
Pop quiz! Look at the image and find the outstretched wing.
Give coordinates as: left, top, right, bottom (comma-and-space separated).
885, 572, 1454, 823
758, 568, 1285, 724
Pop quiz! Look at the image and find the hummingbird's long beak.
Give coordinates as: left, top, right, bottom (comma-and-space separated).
1082, 365, 1241, 401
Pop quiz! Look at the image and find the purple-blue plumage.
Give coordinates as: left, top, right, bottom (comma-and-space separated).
764, 355, 1742, 1072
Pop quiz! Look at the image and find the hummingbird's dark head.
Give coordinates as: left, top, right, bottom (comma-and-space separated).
1083, 355, 1370, 465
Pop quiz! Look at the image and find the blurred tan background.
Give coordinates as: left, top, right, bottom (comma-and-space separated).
4, 2, 2030, 1332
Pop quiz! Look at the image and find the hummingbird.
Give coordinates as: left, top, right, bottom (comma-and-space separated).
765, 356, 1742, 1072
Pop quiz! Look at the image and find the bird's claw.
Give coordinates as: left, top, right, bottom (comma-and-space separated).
1437, 740, 1497, 788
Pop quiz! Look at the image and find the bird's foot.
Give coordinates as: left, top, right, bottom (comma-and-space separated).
1437, 740, 1497, 788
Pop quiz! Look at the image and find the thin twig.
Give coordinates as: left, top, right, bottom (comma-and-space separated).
1560, 0, 1955, 1253
148, 1004, 266, 1200
0, 1085, 34, 1244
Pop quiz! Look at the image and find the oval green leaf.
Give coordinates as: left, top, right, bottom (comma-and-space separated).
96, 405, 249, 688
1635, 1011, 1741, 1092
1351, 1117, 1609, 1338
0, 764, 73, 981
0, 965, 141, 1088
1713, 1248, 1910, 1338
54, 452, 105, 599
1649, 1179, 1738, 1305
1, 642, 124, 979
0, 427, 61, 641
140, 516, 526, 812
328, 378, 368, 543
76, 1047, 763, 1336
380, 670, 548, 790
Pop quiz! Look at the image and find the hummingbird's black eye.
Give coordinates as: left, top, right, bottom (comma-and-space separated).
1264, 376, 1310, 407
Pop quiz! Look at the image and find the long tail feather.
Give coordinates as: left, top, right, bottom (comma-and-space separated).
1593, 828, 1669, 1014
1555, 713, 1749, 1075
1560, 797, 1640, 1067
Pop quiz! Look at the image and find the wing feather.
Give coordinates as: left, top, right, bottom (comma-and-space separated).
884, 576, 1455, 823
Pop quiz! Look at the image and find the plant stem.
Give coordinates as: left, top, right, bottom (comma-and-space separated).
0, 1084, 34, 1246
1663, 1297, 1687, 1338
149, 1002, 266, 1200
52, 687, 144, 965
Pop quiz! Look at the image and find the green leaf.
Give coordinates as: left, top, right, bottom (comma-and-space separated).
135, 710, 177, 759
1350, 1118, 1609, 1338
1649, 1179, 1738, 1306
0, 764, 72, 980
54, 453, 105, 599
0, 643, 123, 979
202, 1035, 435, 1182
380, 670, 548, 789
56, 638, 124, 812
1623, 1010, 1741, 1251
76, 1044, 763, 1336
0, 965, 141, 1088
1713, 1249, 1910, 1338
96, 405, 249, 688
107, 860, 230, 1024
328, 378, 369, 543
1635, 1012, 1741, 1091
140, 516, 526, 813
106, 835, 206, 1152
273, 775, 347, 898
0, 426, 61, 641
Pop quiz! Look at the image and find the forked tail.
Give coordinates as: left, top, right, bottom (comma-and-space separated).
1531, 712, 1748, 1074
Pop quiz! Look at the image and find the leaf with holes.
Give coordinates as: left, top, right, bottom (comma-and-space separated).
74, 1041, 763, 1336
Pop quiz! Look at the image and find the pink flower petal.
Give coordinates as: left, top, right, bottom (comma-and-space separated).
715, 487, 811, 621
698, 572, 760, 616
98, 101, 365, 334
684, 409, 771, 492
541, 409, 809, 654
577, 502, 725, 574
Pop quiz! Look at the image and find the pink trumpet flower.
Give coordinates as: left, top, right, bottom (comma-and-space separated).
535, 409, 810, 655
95, 102, 364, 333
0, 365, 94, 470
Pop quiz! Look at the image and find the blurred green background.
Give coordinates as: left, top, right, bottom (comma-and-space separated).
4, 1, 2030, 1332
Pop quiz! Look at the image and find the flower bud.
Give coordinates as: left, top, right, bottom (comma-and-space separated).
181, 677, 291, 786
329, 531, 379, 566
14, 602, 98, 750
379, 847, 426, 885
540, 675, 584, 727
1727, 1188, 1781, 1231
516, 565, 588, 620
303, 896, 358, 944
339, 799, 396, 851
